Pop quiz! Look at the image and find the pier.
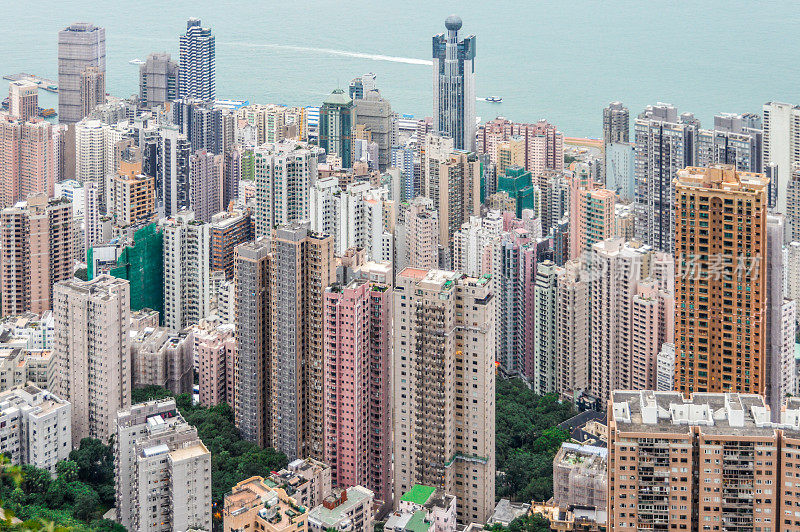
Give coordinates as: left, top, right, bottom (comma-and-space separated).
2, 73, 58, 93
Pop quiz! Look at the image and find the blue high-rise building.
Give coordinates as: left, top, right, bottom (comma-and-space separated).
178, 18, 215, 100
432, 15, 476, 152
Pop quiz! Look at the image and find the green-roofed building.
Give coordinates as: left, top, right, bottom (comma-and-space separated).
400, 485, 436, 506
89, 223, 164, 322
497, 165, 538, 218
319, 88, 356, 169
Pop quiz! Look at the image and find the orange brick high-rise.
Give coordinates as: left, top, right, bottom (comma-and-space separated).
673, 165, 767, 395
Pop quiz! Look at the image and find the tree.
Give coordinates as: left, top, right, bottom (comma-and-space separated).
73, 268, 88, 282
485, 513, 553, 532
55, 461, 78, 483
72, 490, 100, 522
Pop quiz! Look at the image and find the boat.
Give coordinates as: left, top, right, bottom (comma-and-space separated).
486, 96, 503, 103
129, 58, 145, 65
39, 108, 56, 118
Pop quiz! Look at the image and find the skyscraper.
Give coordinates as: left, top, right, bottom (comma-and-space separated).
323, 278, 392, 505
53, 275, 130, 445
139, 53, 179, 108
189, 149, 223, 223
602, 101, 629, 145
400, 197, 440, 270
319, 89, 356, 168
178, 18, 215, 100
269, 224, 334, 461
355, 89, 395, 170
1, 194, 73, 316
432, 15, 476, 151
57, 23, 106, 125
393, 269, 495, 524
233, 237, 272, 447
634, 103, 698, 252
0, 114, 56, 206
158, 125, 191, 217
763, 101, 800, 214
79, 66, 105, 118
674, 165, 767, 395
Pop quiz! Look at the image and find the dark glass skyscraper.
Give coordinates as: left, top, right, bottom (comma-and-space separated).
432, 15, 476, 151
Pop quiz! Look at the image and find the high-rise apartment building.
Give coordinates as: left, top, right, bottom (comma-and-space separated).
270, 223, 334, 461
763, 101, 800, 214
432, 16, 476, 151
634, 103, 698, 252
319, 89, 356, 168
189, 149, 223, 222
674, 165, 767, 395
696, 113, 762, 173
8, 81, 38, 121
1, 194, 73, 316
393, 268, 495, 524
535, 261, 559, 395
603, 101, 629, 145
253, 141, 323, 237
400, 197, 440, 270
192, 321, 235, 406
130, 326, 193, 396
0, 114, 56, 206
158, 125, 191, 218
355, 89, 396, 170
160, 210, 211, 332
115, 399, 211, 532
58, 23, 106, 124
210, 208, 254, 280
53, 275, 130, 445
178, 18, 215, 100
139, 53, 179, 108
79, 66, 105, 118
110, 164, 156, 228
608, 390, 800, 532
477, 118, 564, 173
568, 173, 616, 259
233, 237, 272, 447
323, 278, 392, 505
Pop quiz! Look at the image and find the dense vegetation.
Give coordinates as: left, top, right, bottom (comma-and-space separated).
495, 378, 574, 503
485, 513, 553, 532
132, 386, 289, 508
0, 440, 123, 531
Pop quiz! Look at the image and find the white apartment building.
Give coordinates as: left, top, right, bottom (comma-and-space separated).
0, 384, 70, 475
763, 101, 800, 214
308, 486, 375, 532
452, 212, 503, 277
161, 210, 211, 332
115, 398, 211, 532
53, 275, 130, 445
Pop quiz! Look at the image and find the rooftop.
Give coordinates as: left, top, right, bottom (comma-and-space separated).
401, 485, 436, 505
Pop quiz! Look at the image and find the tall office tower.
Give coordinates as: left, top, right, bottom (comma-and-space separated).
161, 211, 211, 332
423, 135, 481, 250
452, 212, 502, 276
158, 125, 191, 217
494, 228, 537, 379
79, 66, 105, 118
177, 18, 215, 100
589, 238, 673, 399
634, 103, 697, 252
763, 101, 800, 214
355, 89, 395, 171
432, 15, 476, 151
209, 208, 253, 280
696, 113, 763, 173
253, 141, 323, 237
674, 165, 767, 395
319, 89, 356, 168
393, 269, 495, 524
568, 174, 616, 260
0, 115, 56, 206
139, 53, 179, 108
115, 399, 212, 532
8, 81, 38, 121
402, 197, 440, 270
477, 118, 564, 173
222, 148, 241, 209
269, 223, 334, 461
348, 72, 377, 100
602, 101, 629, 145
535, 261, 559, 395
233, 237, 272, 447
608, 391, 800, 532
57, 23, 106, 124
323, 278, 392, 505
53, 275, 130, 445
188, 149, 222, 222
1, 194, 73, 316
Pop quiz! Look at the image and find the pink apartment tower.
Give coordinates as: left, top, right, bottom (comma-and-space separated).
323, 278, 392, 507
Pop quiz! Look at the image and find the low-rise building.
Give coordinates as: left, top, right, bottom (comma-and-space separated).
224, 476, 309, 532
385, 485, 457, 532
0, 384, 70, 475
486, 499, 531, 527
308, 486, 374, 532
552, 443, 607, 513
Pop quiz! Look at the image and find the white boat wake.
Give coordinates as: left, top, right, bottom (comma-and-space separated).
219, 41, 433, 66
